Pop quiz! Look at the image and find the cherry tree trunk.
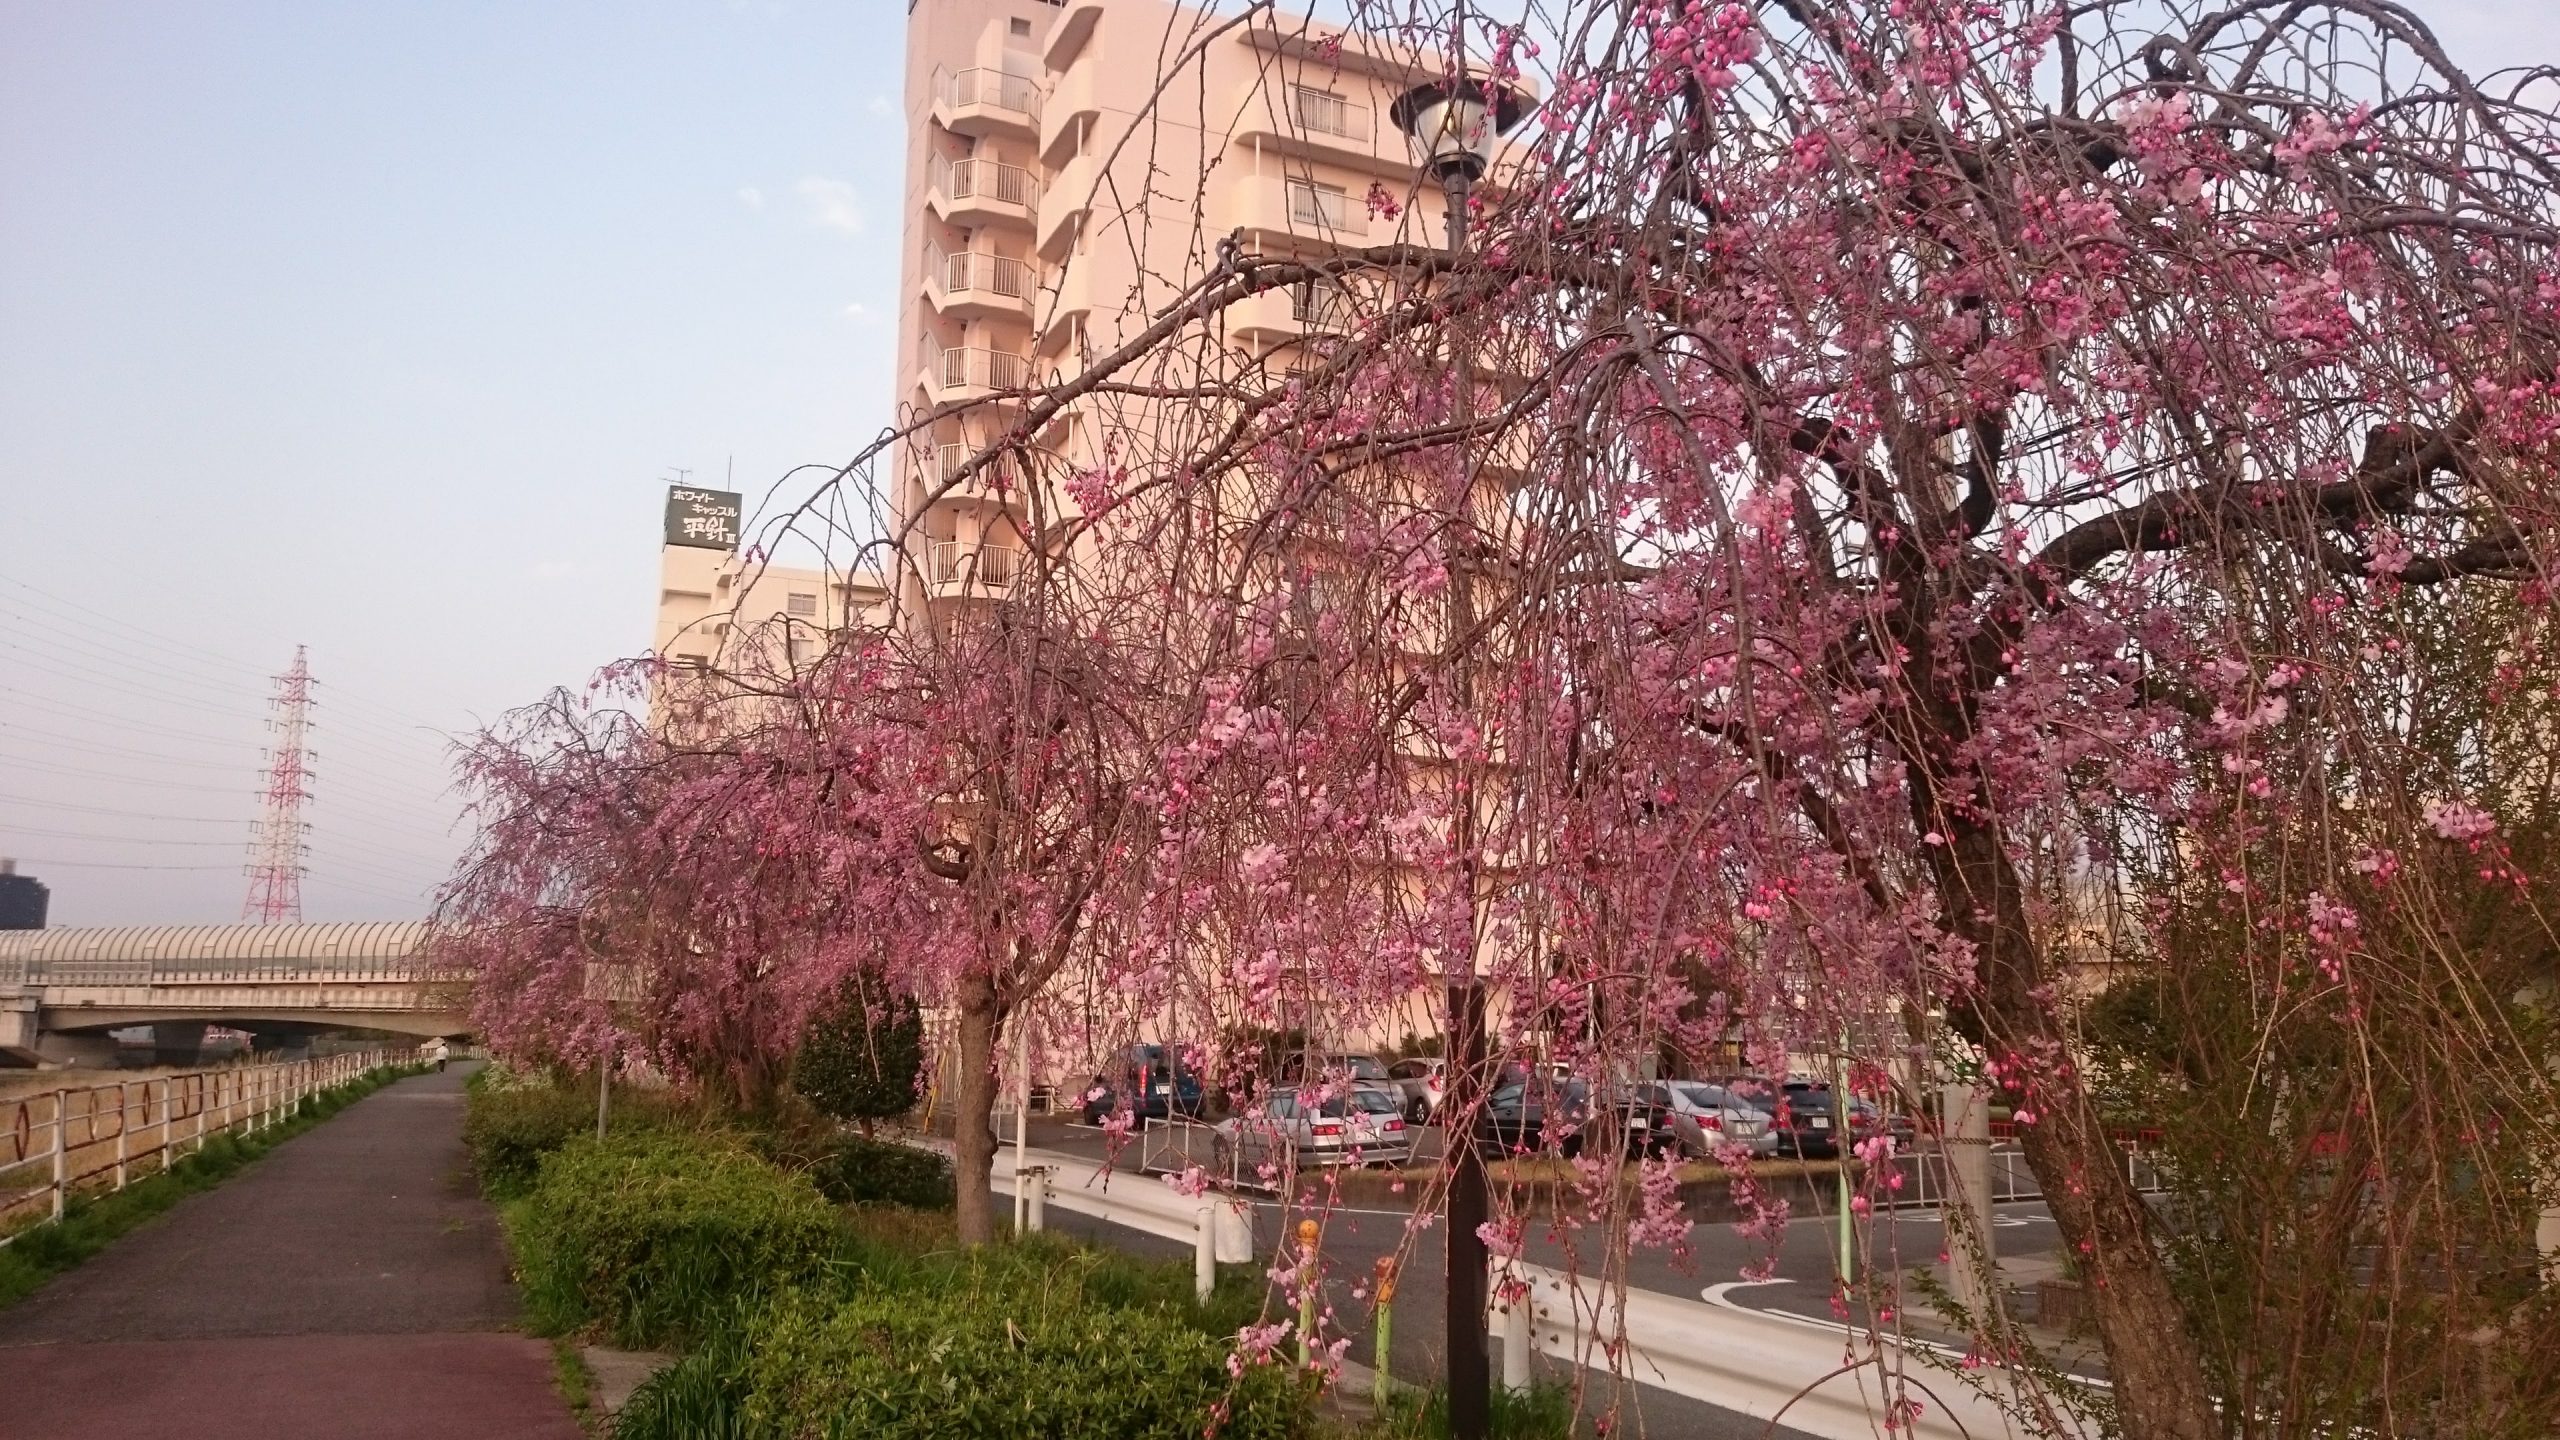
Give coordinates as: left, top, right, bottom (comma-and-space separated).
1941, 821, 2219, 1440
951, 971, 1003, 1246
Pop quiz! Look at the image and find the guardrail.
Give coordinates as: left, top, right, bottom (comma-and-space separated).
1505, 1261, 2090, 1440
1881, 1136, 2167, 1211
1, 1048, 411, 1241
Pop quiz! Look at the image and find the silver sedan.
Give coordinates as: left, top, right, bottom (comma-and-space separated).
1213, 1084, 1414, 1178
1641, 1081, 1780, 1159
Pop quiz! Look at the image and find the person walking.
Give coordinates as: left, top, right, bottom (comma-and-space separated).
428, 1038, 451, 1073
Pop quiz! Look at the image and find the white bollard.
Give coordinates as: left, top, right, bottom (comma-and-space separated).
1195, 1206, 1218, 1304
1500, 1287, 1533, 1394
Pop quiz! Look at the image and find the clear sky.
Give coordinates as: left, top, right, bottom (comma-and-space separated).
2, 1, 2551, 926
2, 1, 909, 924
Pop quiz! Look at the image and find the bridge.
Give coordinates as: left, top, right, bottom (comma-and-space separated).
0, 922, 466, 1067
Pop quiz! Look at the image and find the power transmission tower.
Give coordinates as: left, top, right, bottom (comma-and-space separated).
242, 645, 314, 924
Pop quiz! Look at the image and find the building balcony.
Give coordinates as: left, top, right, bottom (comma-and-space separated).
1034, 263, 1093, 355
1043, 0, 1102, 70
1233, 177, 1371, 252
932, 68, 1040, 139
923, 246, 1035, 323
926, 443, 1052, 504
921, 345, 1031, 403
1039, 58, 1099, 166
1233, 281, 1358, 343
1036, 151, 1096, 260
928, 539, 1023, 596
1234, 85, 1407, 173
928, 156, 1041, 229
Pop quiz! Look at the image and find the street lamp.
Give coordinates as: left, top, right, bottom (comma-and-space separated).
1392, 70, 1528, 1440
1390, 79, 1531, 249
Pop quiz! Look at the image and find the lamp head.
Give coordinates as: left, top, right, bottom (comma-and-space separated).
1389, 78, 1531, 184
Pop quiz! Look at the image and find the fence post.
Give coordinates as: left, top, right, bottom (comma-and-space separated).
1498, 1278, 1533, 1394
1026, 1167, 1048, 1233
115, 1081, 131, 1189
50, 1088, 68, 1223
194, 1074, 207, 1157
1195, 1207, 1218, 1305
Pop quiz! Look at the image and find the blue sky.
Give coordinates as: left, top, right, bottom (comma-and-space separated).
2, 1, 2552, 925
2, 1, 908, 923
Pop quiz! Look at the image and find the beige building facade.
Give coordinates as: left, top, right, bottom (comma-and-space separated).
891, 0, 1517, 607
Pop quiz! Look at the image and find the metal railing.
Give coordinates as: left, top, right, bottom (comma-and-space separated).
932, 247, 1032, 301
932, 345, 1030, 392
938, 68, 1042, 123
0, 958, 433, 985
1291, 281, 1355, 331
1288, 86, 1370, 143
1880, 1138, 2168, 1211
932, 154, 1043, 211
1286, 180, 1363, 236
928, 539, 1023, 588
933, 443, 1048, 494
1, 1048, 410, 1240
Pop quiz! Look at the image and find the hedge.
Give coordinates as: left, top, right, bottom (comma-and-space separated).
508, 1131, 843, 1347
806, 1135, 955, 1210
738, 1279, 1312, 1440
463, 1070, 684, 1200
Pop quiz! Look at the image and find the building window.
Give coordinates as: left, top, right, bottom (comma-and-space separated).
1009, 17, 1032, 36
787, 592, 819, 617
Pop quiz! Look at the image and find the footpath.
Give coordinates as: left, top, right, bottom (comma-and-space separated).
0, 1064, 580, 1440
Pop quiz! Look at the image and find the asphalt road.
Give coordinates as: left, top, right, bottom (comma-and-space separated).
0, 1064, 581, 1440
1024, 1114, 2068, 1438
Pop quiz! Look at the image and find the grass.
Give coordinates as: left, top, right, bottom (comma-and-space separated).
549, 1336, 594, 1429
0, 1062, 425, 1311
1341, 1382, 1581, 1439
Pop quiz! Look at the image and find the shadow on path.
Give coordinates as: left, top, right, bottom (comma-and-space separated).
0, 1063, 579, 1440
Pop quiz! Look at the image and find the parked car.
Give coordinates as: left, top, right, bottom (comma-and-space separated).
1473, 1079, 1674, 1160
1213, 1083, 1412, 1173
1081, 1043, 1205, 1125
1707, 1079, 1830, 1158
1844, 1096, 1918, 1150
1280, 1051, 1395, 1087
1385, 1057, 1446, 1124
1638, 1081, 1780, 1159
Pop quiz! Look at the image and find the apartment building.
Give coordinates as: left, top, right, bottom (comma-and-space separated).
893, 0, 1525, 610
653, 483, 890, 688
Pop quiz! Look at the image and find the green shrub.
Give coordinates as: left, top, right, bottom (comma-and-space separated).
508, 1132, 844, 1347
610, 1310, 755, 1440
463, 1073, 684, 1200
740, 1280, 1313, 1440
807, 1136, 954, 1210
464, 1083, 598, 1199
793, 977, 925, 1130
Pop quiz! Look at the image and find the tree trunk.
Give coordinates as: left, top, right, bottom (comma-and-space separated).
1936, 819, 2222, 1440
951, 969, 1003, 1245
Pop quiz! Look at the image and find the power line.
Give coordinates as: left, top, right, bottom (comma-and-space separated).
0, 825, 241, 847
1, 856, 237, 872
0, 575, 458, 735
0, 793, 241, 823
0, 756, 255, 794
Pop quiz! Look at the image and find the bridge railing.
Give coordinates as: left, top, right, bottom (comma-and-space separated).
1, 959, 437, 985
0, 1048, 413, 1241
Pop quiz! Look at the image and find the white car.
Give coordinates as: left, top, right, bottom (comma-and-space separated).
1213, 1084, 1413, 1177
1640, 1081, 1780, 1159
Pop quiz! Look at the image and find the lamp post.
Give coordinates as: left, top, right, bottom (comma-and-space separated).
1393, 69, 1527, 1440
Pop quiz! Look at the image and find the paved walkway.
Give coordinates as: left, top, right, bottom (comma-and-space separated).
0, 1064, 581, 1439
